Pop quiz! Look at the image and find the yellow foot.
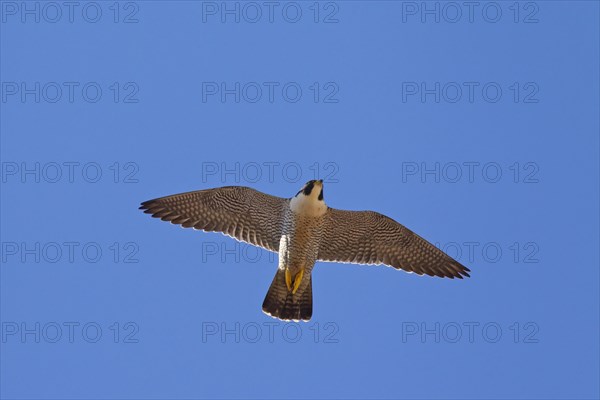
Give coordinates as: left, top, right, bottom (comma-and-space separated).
285, 269, 292, 291
284, 268, 305, 294
292, 269, 304, 294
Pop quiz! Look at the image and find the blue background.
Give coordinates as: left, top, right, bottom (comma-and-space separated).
1, 1, 599, 399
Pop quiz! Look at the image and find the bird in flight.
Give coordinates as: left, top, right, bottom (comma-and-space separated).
140, 180, 470, 321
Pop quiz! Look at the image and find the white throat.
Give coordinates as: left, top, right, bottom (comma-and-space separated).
290, 194, 327, 217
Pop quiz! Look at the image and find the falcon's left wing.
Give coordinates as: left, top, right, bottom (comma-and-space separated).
140, 186, 288, 252
317, 208, 470, 279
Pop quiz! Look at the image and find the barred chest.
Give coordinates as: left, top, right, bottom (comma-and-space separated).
278, 207, 325, 272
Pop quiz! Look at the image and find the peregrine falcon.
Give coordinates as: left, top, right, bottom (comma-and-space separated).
140, 180, 470, 321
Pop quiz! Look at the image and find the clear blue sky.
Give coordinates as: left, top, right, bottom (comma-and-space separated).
1, 1, 599, 399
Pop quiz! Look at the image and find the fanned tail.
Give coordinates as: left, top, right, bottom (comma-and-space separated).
262, 269, 312, 322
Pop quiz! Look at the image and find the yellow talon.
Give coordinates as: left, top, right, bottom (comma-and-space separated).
285, 269, 292, 291
292, 269, 304, 294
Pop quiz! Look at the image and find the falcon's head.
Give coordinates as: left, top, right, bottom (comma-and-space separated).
291, 179, 326, 215
296, 179, 324, 200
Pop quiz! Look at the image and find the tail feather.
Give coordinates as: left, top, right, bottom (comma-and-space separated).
262, 270, 312, 321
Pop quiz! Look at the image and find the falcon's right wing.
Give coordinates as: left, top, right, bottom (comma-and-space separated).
140, 186, 288, 252
317, 208, 470, 279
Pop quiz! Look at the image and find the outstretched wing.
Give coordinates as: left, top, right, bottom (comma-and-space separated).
318, 208, 470, 279
140, 186, 288, 252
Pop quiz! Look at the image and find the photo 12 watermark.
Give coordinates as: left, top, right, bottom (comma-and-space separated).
1, 241, 140, 264
2, 321, 140, 344
435, 241, 540, 264
1, 161, 140, 184
201, 161, 340, 184
399, 2, 540, 24
401, 321, 540, 344
197, 239, 540, 266
400, 161, 540, 184
200, 1, 340, 24
1, 1, 140, 24
401, 81, 539, 104
201, 321, 340, 343
1, 81, 140, 104
201, 81, 339, 104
